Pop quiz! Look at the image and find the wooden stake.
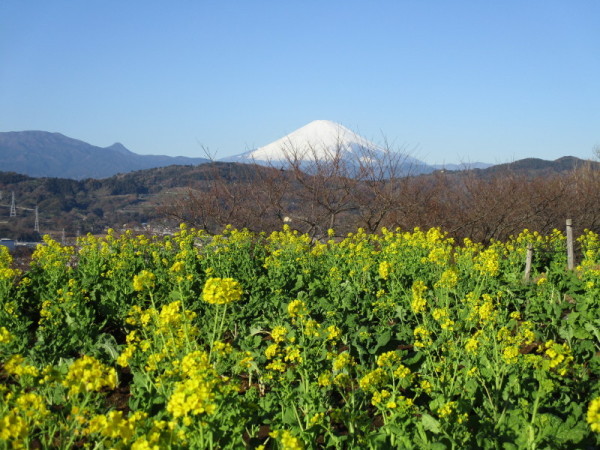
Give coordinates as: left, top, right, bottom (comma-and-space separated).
566, 219, 575, 270
524, 243, 533, 283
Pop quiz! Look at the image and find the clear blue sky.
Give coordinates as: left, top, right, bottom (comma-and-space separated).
1, 1, 598, 164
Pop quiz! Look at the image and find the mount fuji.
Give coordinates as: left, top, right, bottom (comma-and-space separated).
222, 120, 434, 175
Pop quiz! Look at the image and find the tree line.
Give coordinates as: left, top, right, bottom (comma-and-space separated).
162, 145, 600, 243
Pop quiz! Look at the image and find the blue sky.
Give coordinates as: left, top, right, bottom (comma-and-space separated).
1, 1, 598, 164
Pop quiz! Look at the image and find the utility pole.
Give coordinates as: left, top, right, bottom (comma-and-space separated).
34, 206, 40, 233
10, 192, 16, 217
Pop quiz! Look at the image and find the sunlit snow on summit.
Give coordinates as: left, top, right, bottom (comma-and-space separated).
222, 120, 427, 171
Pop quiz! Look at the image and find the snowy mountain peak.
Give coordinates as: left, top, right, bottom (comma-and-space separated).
230, 120, 382, 163
222, 120, 434, 176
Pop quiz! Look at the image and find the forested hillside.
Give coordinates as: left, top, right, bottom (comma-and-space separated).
1, 157, 599, 243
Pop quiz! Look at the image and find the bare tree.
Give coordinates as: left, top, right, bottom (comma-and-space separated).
279, 141, 358, 238
161, 136, 600, 243
346, 141, 419, 233
161, 162, 284, 234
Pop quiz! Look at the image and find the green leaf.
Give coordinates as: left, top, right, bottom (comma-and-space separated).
584, 322, 600, 340
369, 328, 391, 354
365, 432, 389, 447
281, 406, 297, 425
558, 325, 574, 341
552, 414, 588, 444
168, 290, 181, 301
294, 275, 305, 290
421, 413, 441, 434
572, 326, 591, 340
95, 333, 119, 360
152, 394, 166, 405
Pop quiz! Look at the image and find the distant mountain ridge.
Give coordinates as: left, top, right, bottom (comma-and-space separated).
474, 156, 593, 176
0, 131, 209, 179
1, 128, 591, 181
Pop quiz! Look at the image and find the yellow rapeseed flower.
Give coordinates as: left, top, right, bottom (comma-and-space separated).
332, 352, 355, 371
131, 438, 161, 450
117, 344, 137, 368
474, 248, 500, 277
318, 372, 332, 387
212, 340, 233, 357
284, 345, 303, 363
170, 261, 185, 273
133, 270, 156, 292
333, 373, 351, 387
393, 364, 411, 379
287, 299, 308, 318
85, 410, 147, 443
303, 319, 321, 337
413, 326, 432, 348
0, 327, 13, 344
15, 392, 49, 422
378, 261, 391, 280
465, 331, 482, 353
359, 368, 387, 392
0, 412, 27, 441
265, 343, 279, 359
434, 268, 458, 289
371, 389, 391, 406
502, 346, 520, 364
376, 351, 401, 368
62, 355, 117, 395
269, 429, 304, 450
202, 277, 243, 305
542, 340, 574, 376
325, 325, 342, 341
411, 280, 427, 313
167, 376, 217, 418
587, 397, 600, 433
308, 412, 325, 428
266, 359, 287, 373
438, 401, 457, 419
4, 355, 39, 378
420, 379, 432, 393
271, 326, 288, 343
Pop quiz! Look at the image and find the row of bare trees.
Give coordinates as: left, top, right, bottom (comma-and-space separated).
162, 144, 600, 243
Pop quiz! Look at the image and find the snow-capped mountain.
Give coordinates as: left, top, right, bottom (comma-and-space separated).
222, 120, 433, 175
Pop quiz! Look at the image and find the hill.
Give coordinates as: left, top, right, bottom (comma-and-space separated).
0, 131, 209, 179
0, 162, 283, 240
0, 155, 598, 242
463, 156, 597, 178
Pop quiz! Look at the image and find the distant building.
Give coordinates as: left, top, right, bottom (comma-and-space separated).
0, 238, 15, 252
